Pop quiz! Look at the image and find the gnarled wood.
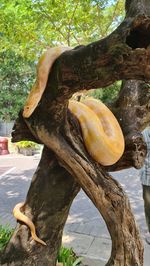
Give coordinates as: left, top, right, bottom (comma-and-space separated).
8, 78, 150, 265
0, 147, 80, 266
1, 0, 150, 265
21, 110, 143, 266
107, 80, 150, 171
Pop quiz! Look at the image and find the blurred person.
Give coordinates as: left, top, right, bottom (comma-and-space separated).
140, 126, 150, 244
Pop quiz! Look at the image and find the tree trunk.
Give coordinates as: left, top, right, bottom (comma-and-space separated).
1, 0, 150, 265
26, 118, 143, 266
0, 147, 80, 265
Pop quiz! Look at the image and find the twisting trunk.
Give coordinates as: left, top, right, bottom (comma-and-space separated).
1, 0, 150, 265
0, 147, 80, 265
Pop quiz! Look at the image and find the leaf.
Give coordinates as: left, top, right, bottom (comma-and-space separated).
72, 257, 83, 266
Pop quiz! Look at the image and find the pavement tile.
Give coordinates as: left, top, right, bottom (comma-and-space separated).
73, 223, 93, 235
82, 257, 105, 266
87, 237, 111, 262
0, 212, 15, 227
0, 166, 12, 176
62, 231, 94, 255
66, 222, 79, 232
144, 242, 150, 266
88, 223, 109, 238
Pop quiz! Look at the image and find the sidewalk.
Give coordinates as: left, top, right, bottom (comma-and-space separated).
0, 153, 149, 265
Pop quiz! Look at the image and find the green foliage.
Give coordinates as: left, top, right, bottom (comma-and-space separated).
0, 224, 13, 251
0, 50, 35, 121
0, 0, 125, 50
89, 81, 121, 103
0, 0, 125, 121
0, 223, 82, 265
143, 83, 150, 89
57, 246, 82, 266
16, 141, 39, 149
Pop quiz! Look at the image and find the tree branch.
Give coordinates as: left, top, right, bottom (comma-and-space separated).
125, 0, 150, 17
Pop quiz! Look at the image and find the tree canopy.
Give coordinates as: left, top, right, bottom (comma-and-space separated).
0, 0, 124, 120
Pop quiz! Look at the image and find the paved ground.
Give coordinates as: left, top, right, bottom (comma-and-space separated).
0, 153, 150, 265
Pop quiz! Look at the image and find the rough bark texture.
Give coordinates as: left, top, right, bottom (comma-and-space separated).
106, 80, 150, 171
1, 0, 150, 265
0, 147, 80, 266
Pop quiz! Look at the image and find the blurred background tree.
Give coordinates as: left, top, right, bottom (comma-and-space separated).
0, 0, 124, 121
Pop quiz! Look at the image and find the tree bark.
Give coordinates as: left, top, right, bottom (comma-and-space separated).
1, 0, 150, 265
0, 147, 80, 266
24, 114, 144, 266
106, 80, 150, 171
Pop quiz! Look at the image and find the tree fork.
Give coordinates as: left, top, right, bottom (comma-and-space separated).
25, 111, 143, 266
4, 77, 150, 266
1, 0, 150, 265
